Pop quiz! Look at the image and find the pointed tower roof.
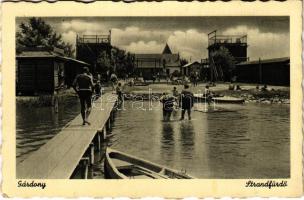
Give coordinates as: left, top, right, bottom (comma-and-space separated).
162, 43, 172, 54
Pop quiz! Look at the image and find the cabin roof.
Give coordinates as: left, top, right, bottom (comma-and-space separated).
16, 50, 58, 58
237, 57, 290, 66
16, 50, 90, 66
63, 57, 90, 66
182, 61, 201, 68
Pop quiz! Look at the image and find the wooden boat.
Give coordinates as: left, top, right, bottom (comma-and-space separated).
212, 96, 245, 104
194, 94, 244, 104
104, 148, 195, 179
194, 107, 235, 113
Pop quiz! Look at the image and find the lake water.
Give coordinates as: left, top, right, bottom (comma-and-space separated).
109, 101, 290, 178
16, 99, 289, 178
16, 96, 80, 164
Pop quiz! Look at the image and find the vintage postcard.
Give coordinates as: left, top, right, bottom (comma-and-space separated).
1, 0, 303, 198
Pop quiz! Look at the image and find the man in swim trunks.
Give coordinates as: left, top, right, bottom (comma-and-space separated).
73, 67, 94, 125
180, 84, 194, 120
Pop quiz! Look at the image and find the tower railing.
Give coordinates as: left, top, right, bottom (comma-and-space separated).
77, 34, 111, 44
208, 30, 247, 47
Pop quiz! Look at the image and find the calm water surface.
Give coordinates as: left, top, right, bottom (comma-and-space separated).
109, 102, 289, 178
16, 96, 80, 163
16, 99, 289, 178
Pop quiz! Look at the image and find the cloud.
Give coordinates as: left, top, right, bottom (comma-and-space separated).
123, 41, 164, 54
54, 19, 289, 61
111, 26, 171, 47
61, 30, 77, 45
59, 19, 108, 34
167, 29, 208, 61
58, 19, 111, 54
117, 29, 209, 61
222, 25, 289, 60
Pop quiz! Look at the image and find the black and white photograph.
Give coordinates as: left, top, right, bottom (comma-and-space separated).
1, 0, 303, 197
15, 16, 291, 180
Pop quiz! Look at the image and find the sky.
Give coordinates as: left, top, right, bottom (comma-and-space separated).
16, 17, 289, 61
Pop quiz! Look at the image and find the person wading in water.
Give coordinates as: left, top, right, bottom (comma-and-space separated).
73, 67, 94, 125
160, 92, 175, 121
180, 84, 194, 120
116, 82, 124, 104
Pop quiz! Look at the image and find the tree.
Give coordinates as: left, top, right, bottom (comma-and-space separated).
16, 17, 75, 57
96, 46, 135, 79
125, 52, 135, 75
180, 58, 188, 66
96, 50, 111, 74
211, 46, 235, 81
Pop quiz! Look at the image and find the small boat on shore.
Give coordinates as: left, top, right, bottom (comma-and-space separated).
212, 96, 245, 104
194, 107, 236, 113
194, 94, 244, 104
104, 148, 194, 179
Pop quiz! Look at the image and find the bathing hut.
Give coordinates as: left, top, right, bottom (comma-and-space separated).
16, 47, 90, 95
235, 57, 290, 86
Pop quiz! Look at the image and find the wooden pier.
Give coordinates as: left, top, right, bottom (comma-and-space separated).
17, 92, 118, 179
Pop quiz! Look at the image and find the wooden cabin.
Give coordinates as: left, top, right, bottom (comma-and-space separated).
235, 57, 290, 86
16, 47, 90, 95
181, 61, 202, 77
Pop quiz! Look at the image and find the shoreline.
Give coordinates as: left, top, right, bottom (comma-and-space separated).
16, 83, 290, 106
122, 84, 290, 105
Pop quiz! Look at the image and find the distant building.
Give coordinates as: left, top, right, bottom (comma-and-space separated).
207, 30, 248, 81
235, 57, 290, 86
201, 58, 210, 81
134, 44, 181, 79
16, 47, 90, 95
181, 61, 202, 76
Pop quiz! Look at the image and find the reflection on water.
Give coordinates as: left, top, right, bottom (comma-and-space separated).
16, 96, 80, 163
16, 98, 290, 178
110, 102, 290, 178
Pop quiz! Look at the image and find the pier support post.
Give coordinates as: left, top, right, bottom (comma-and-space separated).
110, 111, 115, 122
52, 92, 59, 113
89, 143, 95, 165
97, 128, 106, 140
103, 128, 107, 140
79, 157, 89, 179
97, 132, 101, 151
106, 119, 111, 131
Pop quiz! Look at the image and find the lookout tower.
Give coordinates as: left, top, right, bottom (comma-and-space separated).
76, 31, 112, 74
207, 30, 248, 81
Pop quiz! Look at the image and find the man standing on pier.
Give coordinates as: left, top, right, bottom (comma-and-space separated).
73, 67, 94, 125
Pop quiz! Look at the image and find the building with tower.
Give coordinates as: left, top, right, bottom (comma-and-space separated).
207, 30, 248, 81
134, 43, 181, 79
76, 32, 112, 75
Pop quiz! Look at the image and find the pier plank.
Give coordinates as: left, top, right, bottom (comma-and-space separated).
17, 93, 117, 179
